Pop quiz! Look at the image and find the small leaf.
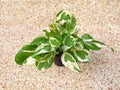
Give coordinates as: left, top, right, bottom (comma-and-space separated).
49, 37, 61, 48
61, 52, 81, 72
15, 45, 37, 65
56, 10, 70, 23
43, 30, 50, 37
81, 34, 94, 41
56, 10, 63, 17
111, 47, 114, 52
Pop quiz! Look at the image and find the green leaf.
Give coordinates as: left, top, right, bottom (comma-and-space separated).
81, 34, 94, 41
49, 37, 61, 48
66, 16, 76, 34
73, 49, 91, 62
56, 10, 63, 17
15, 45, 37, 65
61, 52, 81, 72
62, 35, 76, 51
111, 47, 114, 52
92, 40, 106, 48
74, 38, 84, 50
56, 11, 70, 22
43, 30, 50, 37
34, 43, 55, 56
30, 36, 47, 45
84, 42, 101, 50
81, 34, 106, 50
65, 35, 75, 46
35, 53, 54, 70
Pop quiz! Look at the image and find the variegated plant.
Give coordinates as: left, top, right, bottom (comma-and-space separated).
15, 10, 107, 73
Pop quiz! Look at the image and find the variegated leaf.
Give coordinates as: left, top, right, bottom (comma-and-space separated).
61, 52, 81, 73
15, 45, 37, 65
35, 53, 54, 70
73, 49, 91, 62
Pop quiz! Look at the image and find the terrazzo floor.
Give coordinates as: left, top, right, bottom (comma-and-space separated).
0, 0, 120, 90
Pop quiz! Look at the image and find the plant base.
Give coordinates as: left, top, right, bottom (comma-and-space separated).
54, 53, 64, 66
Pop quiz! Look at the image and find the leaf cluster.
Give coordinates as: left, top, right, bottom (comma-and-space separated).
15, 10, 106, 72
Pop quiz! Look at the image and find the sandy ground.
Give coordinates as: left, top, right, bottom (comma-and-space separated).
0, 0, 120, 90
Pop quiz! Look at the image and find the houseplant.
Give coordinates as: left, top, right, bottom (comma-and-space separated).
15, 10, 108, 73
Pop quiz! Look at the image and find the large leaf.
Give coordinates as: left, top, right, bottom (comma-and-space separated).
35, 53, 54, 70
30, 36, 47, 45
49, 37, 61, 48
81, 34, 106, 50
61, 52, 81, 72
15, 45, 37, 65
62, 35, 76, 51
73, 49, 91, 62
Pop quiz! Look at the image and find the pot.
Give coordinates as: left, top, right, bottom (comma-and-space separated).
54, 53, 64, 66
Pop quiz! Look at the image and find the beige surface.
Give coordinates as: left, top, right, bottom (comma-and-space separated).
0, 0, 120, 90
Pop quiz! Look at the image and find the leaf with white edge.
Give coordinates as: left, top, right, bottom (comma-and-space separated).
35, 53, 54, 70
15, 45, 37, 65
43, 30, 50, 37
66, 16, 76, 34
92, 40, 106, 48
61, 52, 81, 72
49, 37, 60, 48
84, 42, 101, 50
34, 43, 55, 56
81, 34, 106, 50
24, 56, 36, 65
30, 36, 47, 45
73, 49, 91, 63
56, 10, 70, 23
74, 38, 84, 50
62, 35, 76, 51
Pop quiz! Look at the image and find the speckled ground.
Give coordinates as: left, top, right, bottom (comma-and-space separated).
0, 0, 120, 90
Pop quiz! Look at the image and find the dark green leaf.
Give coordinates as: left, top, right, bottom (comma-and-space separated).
15, 45, 37, 65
